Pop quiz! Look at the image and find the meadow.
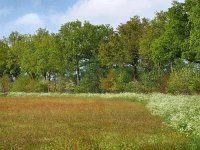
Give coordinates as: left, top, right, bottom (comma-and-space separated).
0, 93, 200, 149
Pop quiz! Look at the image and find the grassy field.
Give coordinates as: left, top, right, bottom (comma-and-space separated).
0, 96, 188, 149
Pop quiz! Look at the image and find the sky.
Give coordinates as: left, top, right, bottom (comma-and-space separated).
0, 0, 184, 38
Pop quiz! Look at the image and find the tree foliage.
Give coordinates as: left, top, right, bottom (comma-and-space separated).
0, 0, 199, 94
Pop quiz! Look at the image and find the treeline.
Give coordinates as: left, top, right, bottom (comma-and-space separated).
0, 0, 199, 94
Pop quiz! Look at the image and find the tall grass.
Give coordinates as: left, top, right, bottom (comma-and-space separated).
3, 92, 200, 148
0, 96, 187, 149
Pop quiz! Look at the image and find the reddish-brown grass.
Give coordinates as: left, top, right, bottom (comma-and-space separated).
0, 96, 187, 149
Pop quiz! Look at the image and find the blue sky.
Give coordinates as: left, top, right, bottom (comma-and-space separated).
0, 0, 184, 38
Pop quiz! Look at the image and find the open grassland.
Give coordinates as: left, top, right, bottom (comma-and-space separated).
0, 96, 189, 149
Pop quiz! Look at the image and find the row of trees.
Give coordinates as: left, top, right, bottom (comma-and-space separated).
0, 0, 200, 94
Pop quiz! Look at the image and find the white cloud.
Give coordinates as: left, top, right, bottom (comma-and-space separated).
49, 0, 183, 28
67, 0, 152, 25
15, 13, 43, 26
1, 13, 44, 37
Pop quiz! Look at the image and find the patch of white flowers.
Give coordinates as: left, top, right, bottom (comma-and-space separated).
146, 93, 200, 137
7, 92, 149, 102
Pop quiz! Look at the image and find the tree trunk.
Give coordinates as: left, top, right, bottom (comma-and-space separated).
43, 72, 47, 80
47, 72, 51, 93
47, 72, 51, 81
132, 63, 138, 81
53, 72, 57, 92
170, 61, 173, 73
31, 72, 36, 80
76, 67, 80, 86
158, 62, 161, 78
158, 62, 162, 87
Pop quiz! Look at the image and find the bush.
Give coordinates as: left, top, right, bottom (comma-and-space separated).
0, 75, 11, 93
74, 62, 104, 93
188, 72, 200, 94
100, 69, 116, 92
36, 81, 49, 92
76, 77, 100, 93
138, 67, 169, 93
100, 68, 132, 92
125, 81, 147, 93
64, 80, 75, 93
11, 75, 76, 93
52, 75, 75, 93
167, 66, 200, 94
11, 76, 39, 92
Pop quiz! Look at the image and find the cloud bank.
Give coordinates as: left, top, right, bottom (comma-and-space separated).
50, 0, 174, 27
1, 0, 184, 38
15, 13, 43, 26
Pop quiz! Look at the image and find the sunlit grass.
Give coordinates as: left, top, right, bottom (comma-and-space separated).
0, 96, 188, 149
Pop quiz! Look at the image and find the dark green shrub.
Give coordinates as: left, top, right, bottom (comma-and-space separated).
77, 75, 101, 93
75, 63, 103, 93
138, 67, 168, 93
100, 68, 132, 92
125, 81, 149, 93
188, 71, 200, 94
36, 81, 49, 92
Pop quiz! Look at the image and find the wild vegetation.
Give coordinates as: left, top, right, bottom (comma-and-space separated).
1, 92, 200, 149
0, 0, 199, 148
0, 96, 190, 149
0, 0, 199, 94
